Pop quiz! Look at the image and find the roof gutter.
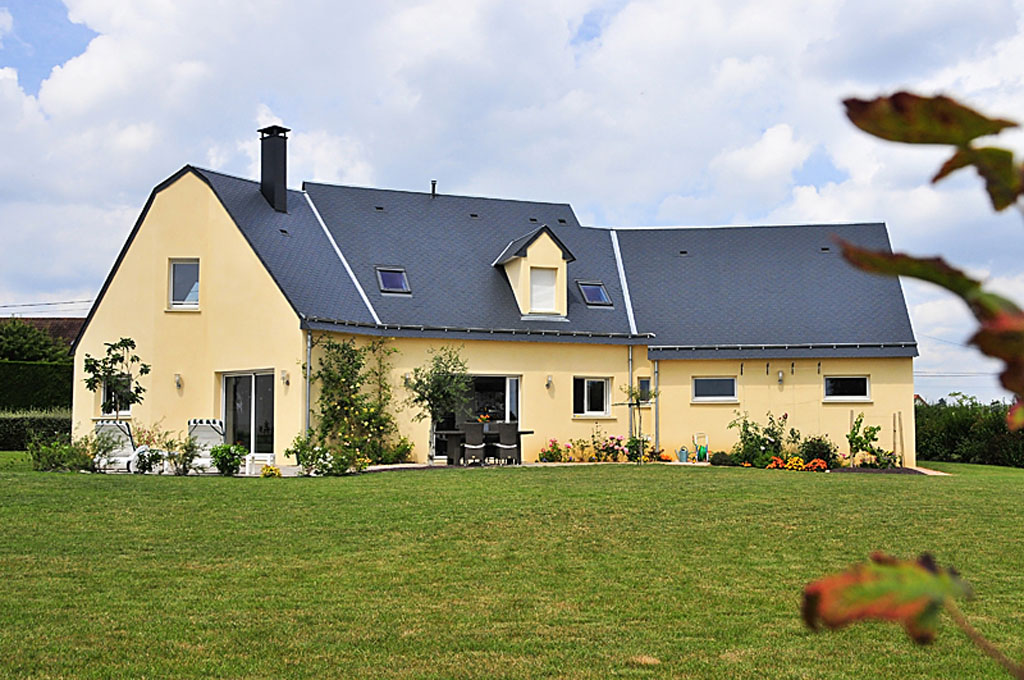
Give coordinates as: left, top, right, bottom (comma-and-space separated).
302, 315, 654, 340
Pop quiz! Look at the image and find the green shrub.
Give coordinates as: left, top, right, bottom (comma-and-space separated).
729, 411, 800, 468
163, 434, 200, 476
710, 451, 737, 466
27, 431, 117, 472
799, 435, 839, 469
210, 443, 248, 476
916, 394, 1024, 468
0, 409, 71, 450
133, 447, 164, 474
0, 361, 72, 410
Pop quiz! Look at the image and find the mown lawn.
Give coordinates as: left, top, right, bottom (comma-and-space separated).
2, 453, 1023, 679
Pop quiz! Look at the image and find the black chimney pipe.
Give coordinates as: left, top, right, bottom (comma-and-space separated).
431, 179, 437, 197
258, 125, 290, 212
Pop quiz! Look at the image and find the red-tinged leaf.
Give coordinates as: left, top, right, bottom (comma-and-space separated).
803, 553, 971, 644
933, 147, 1023, 211
1008, 402, 1024, 430
844, 92, 1018, 146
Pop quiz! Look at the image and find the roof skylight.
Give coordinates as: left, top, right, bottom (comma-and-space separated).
577, 281, 612, 306
376, 267, 411, 294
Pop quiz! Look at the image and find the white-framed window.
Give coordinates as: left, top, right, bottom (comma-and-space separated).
692, 376, 737, 402
573, 377, 609, 416
169, 259, 199, 308
637, 377, 652, 404
530, 267, 557, 313
824, 376, 870, 401
101, 375, 133, 417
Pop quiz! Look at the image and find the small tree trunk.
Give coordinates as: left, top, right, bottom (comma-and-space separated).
429, 419, 436, 462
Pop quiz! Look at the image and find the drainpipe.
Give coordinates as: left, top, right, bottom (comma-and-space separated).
305, 330, 312, 433
654, 359, 660, 455
627, 345, 634, 438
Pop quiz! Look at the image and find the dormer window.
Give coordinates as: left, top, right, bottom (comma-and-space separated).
376, 267, 410, 294
529, 267, 557, 313
577, 281, 611, 306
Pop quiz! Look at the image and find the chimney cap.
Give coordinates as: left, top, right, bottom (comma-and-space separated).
258, 124, 291, 138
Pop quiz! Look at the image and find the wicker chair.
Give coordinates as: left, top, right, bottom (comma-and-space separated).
493, 422, 521, 465
461, 422, 487, 465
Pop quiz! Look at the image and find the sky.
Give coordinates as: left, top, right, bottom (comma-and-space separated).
1, 0, 1023, 402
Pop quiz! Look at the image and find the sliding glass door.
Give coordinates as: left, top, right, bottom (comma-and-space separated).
470, 375, 520, 423
224, 373, 274, 454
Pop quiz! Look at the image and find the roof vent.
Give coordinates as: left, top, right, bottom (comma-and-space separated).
678, 250, 689, 257
431, 179, 437, 197
469, 213, 479, 218
529, 217, 538, 223
374, 205, 384, 212
258, 125, 290, 213
557, 218, 567, 224
820, 246, 831, 253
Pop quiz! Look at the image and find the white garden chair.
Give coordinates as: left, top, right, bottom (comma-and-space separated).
93, 420, 150, 473
187, 419, 225, 473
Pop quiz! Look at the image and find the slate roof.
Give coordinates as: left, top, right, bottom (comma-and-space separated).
75, 166, 918, 358
612, 223, 917, 359
300, 181, 637, 342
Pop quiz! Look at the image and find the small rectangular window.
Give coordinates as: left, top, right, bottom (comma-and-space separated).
530, 267, 557, 312
101, 374, 132, 416
637, 377, 651, 403
169, 259, 199, 308
692, 377, 737, 402
376, 267, 411, 294
573, 377, 609, 416
824, 376, 870, 400
577, 281, 612, 306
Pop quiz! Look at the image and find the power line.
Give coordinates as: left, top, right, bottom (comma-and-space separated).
922, 334, 970, 348
0, 299, 94, 309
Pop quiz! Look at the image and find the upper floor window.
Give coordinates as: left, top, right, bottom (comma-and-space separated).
169, 259, 199, 308
376, 267, 411, 294
577, 281, 612, 306
530, 267, 557, 313
824, 376, 870, 401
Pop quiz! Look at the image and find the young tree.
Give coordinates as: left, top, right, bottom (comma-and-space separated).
82, 338, 151, 420
404, 346, 471, 460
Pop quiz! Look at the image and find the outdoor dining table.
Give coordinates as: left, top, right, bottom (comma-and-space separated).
435, 427, 534, 465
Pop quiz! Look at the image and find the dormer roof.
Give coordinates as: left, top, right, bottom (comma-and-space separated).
491, 225, 576, 267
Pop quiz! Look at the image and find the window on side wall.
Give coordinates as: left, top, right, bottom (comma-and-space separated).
692, 377, 737, 402
101, 374, 133, 417
573, 377, 609, 416
169, 259, 199, 308
530, 267, 557, 313
824, 376, 870, 401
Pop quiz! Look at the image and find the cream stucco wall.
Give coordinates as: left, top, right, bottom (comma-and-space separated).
72, 171, 306, 461
313, 334, 916, 466
649, 356, 916, 467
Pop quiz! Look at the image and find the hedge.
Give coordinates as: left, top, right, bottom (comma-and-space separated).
916, 396, 1024, 468
0, 360, 73, 410
0, 409, 72, 450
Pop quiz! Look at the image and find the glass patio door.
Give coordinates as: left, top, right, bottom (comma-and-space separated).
470, 376, 520, 423
224, 373, 274, 454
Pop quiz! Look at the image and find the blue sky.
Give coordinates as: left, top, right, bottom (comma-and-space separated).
1, 0, 1023, 402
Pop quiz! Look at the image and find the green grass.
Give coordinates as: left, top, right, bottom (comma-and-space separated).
2, 458, 1023, 679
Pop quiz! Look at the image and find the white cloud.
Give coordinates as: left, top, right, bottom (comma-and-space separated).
1, 0, 1023, 401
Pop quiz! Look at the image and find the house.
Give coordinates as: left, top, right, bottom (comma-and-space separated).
71, 126, 918, 465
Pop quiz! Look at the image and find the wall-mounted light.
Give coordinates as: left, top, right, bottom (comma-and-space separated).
174, 373, 183, 390
777, 370, 784, 385
280, 369, 290, 386
545, 375, 553, 389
